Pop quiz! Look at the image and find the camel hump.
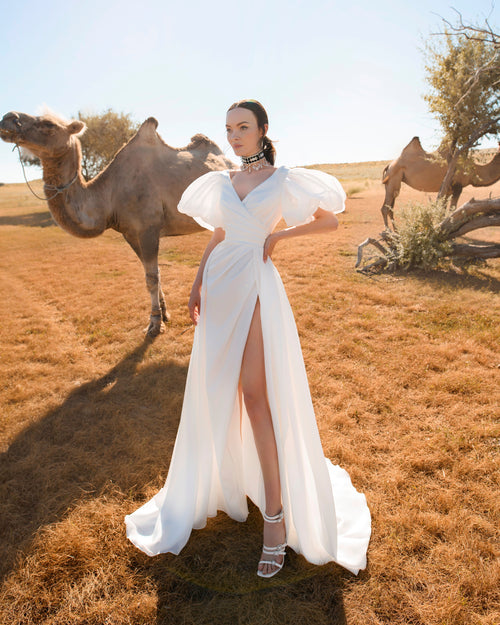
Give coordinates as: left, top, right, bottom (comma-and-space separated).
189, 133, 216, 145
134, 117, 160, 143
141, 117, 159, 129
184, 133, 221, 152
403, 136, 424, 152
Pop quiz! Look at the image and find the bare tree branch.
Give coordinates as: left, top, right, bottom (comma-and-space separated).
430, 6, 499, 47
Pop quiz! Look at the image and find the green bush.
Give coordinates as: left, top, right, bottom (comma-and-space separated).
392, 199, 454, 270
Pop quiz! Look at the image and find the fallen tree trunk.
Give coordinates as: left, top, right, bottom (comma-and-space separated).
438, 197, 500, 237
448, 213, 500, 238
449, 242, 500, 258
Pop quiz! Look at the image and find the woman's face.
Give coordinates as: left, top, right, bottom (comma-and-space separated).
226, 107, 268, 157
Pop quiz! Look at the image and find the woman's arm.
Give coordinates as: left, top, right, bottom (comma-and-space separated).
188, 226, 225, 324
263, 208, 338, 262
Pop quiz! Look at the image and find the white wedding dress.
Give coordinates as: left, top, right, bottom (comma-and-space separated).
125, 165, 371, 574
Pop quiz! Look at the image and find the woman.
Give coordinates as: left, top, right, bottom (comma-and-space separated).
125, 99, 371, 579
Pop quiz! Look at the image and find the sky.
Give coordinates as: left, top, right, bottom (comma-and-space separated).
0, 0, 498, 183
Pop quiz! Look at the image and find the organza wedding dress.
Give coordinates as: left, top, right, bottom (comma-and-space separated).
125, 165, 371, 574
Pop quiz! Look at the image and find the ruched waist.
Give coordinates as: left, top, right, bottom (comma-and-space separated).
223, 235, 266, 247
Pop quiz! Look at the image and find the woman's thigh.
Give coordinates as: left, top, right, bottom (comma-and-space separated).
240, 296, 267, 405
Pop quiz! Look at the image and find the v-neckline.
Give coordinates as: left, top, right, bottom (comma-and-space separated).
225, 166, 282, 203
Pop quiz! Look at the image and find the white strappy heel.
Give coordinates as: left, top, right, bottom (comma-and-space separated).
257, 508, 287, 578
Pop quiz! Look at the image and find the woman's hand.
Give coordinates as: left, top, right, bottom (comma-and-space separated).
263, 232, 279, 263
188, 282, 202, 325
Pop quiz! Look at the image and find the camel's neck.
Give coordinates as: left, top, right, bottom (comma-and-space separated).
471, 151, 500, 186
41, 138, 108, 238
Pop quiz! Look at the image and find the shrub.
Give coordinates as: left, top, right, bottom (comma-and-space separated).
391, 198, 454, 270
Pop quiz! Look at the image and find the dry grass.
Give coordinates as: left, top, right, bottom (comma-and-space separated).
0, 165, 499, 625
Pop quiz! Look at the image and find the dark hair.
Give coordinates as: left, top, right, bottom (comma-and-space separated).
227, 99, 277, 166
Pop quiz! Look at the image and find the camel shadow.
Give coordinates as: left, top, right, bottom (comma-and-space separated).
0, 336, 351, 624
0, 211, 55, 228
0, 336, 187, 581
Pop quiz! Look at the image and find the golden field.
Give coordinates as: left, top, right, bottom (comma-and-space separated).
0, 161, 499, 625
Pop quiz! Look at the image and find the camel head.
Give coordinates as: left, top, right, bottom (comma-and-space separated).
0, 110, 86, 160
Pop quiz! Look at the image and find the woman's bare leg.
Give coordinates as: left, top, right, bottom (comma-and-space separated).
240, 296, 286, 575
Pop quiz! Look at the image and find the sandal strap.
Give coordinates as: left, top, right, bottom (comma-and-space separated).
259, 559, 284, 567
263, 508, 284, 523
262, 543, 287, 555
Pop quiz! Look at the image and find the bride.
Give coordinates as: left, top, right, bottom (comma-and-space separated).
125, 99, 371, 579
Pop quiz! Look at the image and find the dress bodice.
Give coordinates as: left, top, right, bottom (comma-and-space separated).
220, 166, 286, 246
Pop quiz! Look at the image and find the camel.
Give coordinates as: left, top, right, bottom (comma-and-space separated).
0, 110, 235, 336
381, 136, 500, 229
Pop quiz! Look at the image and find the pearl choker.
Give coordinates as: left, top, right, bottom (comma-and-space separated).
240, 148, 271, 172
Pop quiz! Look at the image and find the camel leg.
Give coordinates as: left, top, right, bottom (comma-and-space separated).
123, 231, 143, 260
123, 229, 169, 335
450, 184, 462, 211
381, 172, 402, 230
138, 226, 168, 337
158, 280, 169, 324
381, 194, 397, 231
147, 236, 170, 326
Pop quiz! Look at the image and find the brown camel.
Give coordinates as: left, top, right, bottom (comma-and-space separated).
0, 110, 235, 336
381, 136, 500, 229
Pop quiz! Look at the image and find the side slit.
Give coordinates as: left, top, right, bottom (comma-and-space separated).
239, 293, 273, 438
239, 293, 259, 438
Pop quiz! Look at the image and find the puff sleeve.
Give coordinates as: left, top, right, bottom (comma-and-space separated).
177, 170, 224, 231
281, 167, 346, 227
